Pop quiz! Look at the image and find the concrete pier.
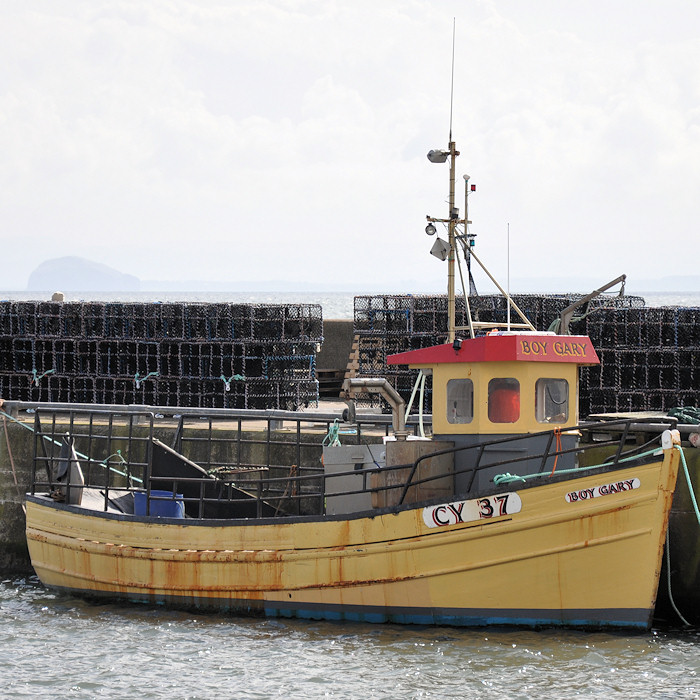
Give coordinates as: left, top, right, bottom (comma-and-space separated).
0, 414, 32, 574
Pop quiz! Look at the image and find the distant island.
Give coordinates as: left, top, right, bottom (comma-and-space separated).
27, 257, 140, 292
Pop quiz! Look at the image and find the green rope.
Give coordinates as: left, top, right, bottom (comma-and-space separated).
98, 448, 141, 486
31, 368, 55, 386
220, 374, 246, 391
493, 472, 527, 484
322, 419, 341, 448
493, 445, 662, 485
0, 410, 35, 435
101, 449, 127, 468
668, 406, 700, 424
679, 444, 700, 521
134, 371, 158, 388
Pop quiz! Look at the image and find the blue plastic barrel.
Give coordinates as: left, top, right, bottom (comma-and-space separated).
134, 490, 185, 518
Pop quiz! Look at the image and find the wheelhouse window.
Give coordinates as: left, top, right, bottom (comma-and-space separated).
488, 378, 520, 423
446, 378, 474, 424
536, 378, 569, 423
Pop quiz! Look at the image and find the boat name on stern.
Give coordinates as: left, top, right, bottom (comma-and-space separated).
423, 492, 522, 528
565, 478, 640, 503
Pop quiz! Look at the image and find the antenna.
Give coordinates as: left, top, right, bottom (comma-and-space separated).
507, 223, 511, 331
449, 18, 456, 141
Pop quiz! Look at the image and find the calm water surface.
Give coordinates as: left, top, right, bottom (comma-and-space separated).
1, 578, 698, 699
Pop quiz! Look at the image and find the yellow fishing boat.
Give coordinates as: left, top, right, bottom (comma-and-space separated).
25, 415, 681, 629
25, 139, 682, 629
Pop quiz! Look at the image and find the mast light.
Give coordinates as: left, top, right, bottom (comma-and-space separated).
427, 150, 449, 163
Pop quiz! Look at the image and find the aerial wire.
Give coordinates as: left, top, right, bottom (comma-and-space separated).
507, 223, 511, 330
449, 17, 455, 141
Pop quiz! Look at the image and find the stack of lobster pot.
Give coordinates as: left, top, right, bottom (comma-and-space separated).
351, 293, 700, 418
0, 300, 322, 410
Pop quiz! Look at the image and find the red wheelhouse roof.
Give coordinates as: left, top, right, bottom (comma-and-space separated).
387, 333, 600, 366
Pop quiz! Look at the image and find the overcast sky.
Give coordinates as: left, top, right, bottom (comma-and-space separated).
2, 0, 699, 293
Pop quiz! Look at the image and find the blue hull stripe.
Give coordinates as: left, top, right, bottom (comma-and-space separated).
49, 585, 651, 630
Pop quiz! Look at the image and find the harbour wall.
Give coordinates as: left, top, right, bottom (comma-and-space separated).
0, 416, 31, 574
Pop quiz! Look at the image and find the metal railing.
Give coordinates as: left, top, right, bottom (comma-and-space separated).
24, 402, 426, 517
25, 402, 676, 520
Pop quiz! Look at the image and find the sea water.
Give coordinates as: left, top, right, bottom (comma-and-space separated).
0, 291, 358, 319
2, 290, 700, 322
0, 577, 698, 699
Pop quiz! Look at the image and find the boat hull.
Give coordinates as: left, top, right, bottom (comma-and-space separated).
25, 449, 679, 630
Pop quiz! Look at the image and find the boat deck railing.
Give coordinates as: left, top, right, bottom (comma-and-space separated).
24, 403, 419, 517
24, 403, 677, 519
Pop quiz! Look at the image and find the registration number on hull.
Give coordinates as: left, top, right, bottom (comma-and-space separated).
423, 492, 522, 528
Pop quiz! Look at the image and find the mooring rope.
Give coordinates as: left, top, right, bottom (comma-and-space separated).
678, 444, 700, 522
664, 445, 699, 626
665, 525, 691, 627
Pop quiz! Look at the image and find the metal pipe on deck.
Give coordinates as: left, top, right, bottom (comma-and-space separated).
342, 378, 407, 437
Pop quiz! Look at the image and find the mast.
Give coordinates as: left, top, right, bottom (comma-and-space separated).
425, 141, 461, 343
425, 147, 536, 339
447, 140, 458, 343
424, 19, 533, 340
